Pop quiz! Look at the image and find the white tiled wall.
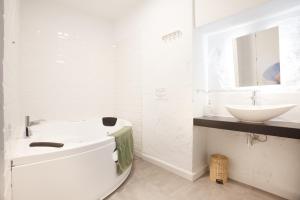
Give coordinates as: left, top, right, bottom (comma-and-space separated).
114, 33, 143, 153
19, 0, 116, 123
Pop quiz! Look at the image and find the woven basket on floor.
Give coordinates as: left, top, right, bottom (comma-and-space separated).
210, 154, 228, 184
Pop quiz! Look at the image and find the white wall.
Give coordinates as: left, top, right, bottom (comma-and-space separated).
114, 14, 143, 153
143, 0, 193, 177
0, 0, 4, 198
194, 0, 270, 26
141, 0, 195, 177
3, 0, 21, 199
114, 0, 205, 180
19, 0, 116, 124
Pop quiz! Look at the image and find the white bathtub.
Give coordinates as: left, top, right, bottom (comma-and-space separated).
11, 118, 132, 200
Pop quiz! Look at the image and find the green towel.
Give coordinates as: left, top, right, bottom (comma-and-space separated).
112, 126, 134, 175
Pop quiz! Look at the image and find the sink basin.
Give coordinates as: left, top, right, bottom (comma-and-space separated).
226, 104, 296, 123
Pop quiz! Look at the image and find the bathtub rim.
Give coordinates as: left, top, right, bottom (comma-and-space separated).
12, 118, 132, 166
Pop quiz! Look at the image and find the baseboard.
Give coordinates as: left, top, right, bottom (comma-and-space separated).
191, 165, 209, 181
134, 150, 143, 159
140, 153, 207, 181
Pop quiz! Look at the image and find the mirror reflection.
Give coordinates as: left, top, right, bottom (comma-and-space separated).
233, 27, 280, 87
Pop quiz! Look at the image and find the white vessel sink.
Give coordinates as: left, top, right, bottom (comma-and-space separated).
225, 104, 296, 123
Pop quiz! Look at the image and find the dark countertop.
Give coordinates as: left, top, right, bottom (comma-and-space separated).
194, 116, 300, 140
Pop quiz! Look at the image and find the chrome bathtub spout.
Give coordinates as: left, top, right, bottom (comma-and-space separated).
25, 117, 46, 137
25, 116, 31, 137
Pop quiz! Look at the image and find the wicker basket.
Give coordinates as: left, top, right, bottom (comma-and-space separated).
210, 154, 228, 184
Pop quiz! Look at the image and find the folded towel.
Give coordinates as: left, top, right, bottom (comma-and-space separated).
112, 126, 134, 175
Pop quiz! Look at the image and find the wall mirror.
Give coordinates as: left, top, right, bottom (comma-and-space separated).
234, 27, 280, 87
195, 1, 300, 91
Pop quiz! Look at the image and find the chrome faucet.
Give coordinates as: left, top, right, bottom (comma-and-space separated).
25, 116, 31, 137
251, 90, 257, 106
25, 117, 45, 137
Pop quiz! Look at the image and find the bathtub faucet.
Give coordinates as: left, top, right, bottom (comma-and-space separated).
25, 116, 31, 137
25, 116, 46, 137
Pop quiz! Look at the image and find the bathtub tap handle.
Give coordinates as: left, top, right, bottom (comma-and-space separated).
25, 116, 31, 137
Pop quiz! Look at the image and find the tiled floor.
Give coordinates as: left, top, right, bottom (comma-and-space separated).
106, 158, 285, 200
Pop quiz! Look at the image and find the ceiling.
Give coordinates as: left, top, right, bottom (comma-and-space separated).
56, 0, 142, 21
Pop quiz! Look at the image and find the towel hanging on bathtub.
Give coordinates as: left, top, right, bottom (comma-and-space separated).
112, 126, 134, 175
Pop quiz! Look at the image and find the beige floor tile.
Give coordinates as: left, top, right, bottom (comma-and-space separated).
106, 158, 285, 200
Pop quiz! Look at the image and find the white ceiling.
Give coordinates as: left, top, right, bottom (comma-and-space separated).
56, 0, 142, 21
